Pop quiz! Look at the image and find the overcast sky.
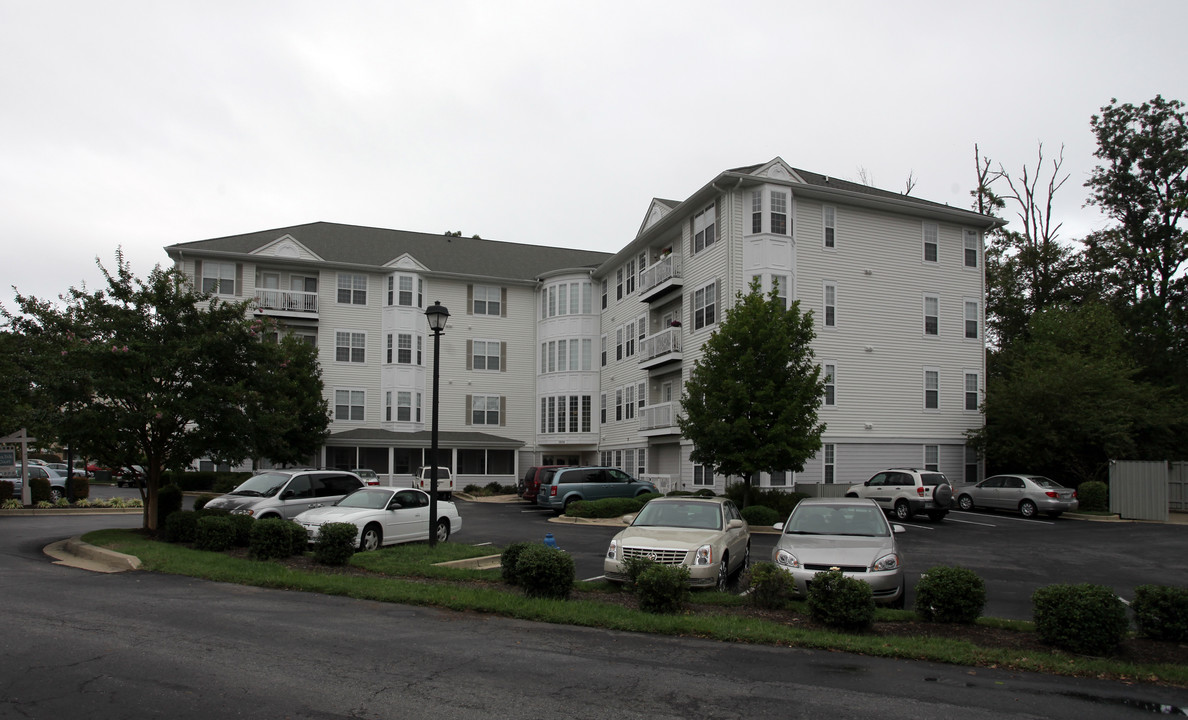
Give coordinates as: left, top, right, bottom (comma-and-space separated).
3, 1, 1186, 305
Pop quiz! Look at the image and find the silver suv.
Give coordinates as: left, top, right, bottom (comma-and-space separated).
204, 469, 364, 520
846, 468, 953, 522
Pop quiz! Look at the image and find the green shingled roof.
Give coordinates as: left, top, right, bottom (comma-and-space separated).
166, 222, 613, 283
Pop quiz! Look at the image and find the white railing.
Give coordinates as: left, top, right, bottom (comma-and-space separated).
641, 473, 674, 494
639, 255, 683, 294
640, 401, 680, 431
254, 289, 319, 313
639, 326, 682, 363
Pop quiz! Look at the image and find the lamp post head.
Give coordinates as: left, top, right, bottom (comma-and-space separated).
425, 301, 450, 332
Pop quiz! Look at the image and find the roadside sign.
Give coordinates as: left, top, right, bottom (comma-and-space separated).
0, 447, 14, 476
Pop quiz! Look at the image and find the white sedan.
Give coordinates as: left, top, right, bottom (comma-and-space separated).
294, 487, 461, 551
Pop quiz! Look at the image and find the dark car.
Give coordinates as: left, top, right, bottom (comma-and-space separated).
519, 465, 567, 502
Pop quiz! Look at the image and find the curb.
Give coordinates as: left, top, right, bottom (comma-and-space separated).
43, 536, 142, 573
0, 508, 143, 517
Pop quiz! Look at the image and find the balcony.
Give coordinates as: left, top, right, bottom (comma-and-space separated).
638, 255, 683, 302
253, 289, 319, 316
639, 326, 682, 370
640, 402, 681, 437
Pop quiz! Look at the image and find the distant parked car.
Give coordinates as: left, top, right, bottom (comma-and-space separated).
518, 465, 566, 503
956, 474, 1078, 519
772, 497, 906, 608
536, 466, 658, 514
351, 469, 381, 486
115, 465, 147, 488
203, 469, 365, 520
5, 464, 70, 502
295, 487, 461, 550
846, 468, 953, 522
604, 496, 750, 591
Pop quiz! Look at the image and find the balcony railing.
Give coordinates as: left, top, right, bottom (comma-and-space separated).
639, 326, 682, 364
639, 255, 683, 297
254, 289, 319, 314
640, 401, 681, 432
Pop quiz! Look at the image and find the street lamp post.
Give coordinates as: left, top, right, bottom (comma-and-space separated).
424, 301, 450, 548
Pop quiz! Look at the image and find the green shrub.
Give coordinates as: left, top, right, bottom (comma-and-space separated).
723, 483, 806, 518
565, 496, 644, 519
193, 494, 217, 512
635, 564, 690, 613
483, 481, 504, 494
1032, 583, 1128, 655
288, 521, 310, 555
1131, 584, 1188, 642
227, 514, 255, 547
463, 484, 482, 493
66, 475, 90, 501
1076, 481, 1109, 511
156, 484, 184, 530
0, 480, 13, 503
515, 545, 575, 599
250, 518, 297, 560
634, 492, 662, 504
314, 523, 359, 566
742, 562, 795, 610
808, 569, 875, 631
163, 510, 200, 543
914, 565, 986, 623
194, 516, 235, 552
620, 556, 657, 592
741, 505, 780, 527
30, 477, 51, 504
499, 542, 532, 585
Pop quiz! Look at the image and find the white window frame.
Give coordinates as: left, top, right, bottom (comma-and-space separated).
471, 394, 500, 426
693, 280, 717, 330
202, 261, 236, 296
924, 367, 940, 410
472, 340, 501, 371
396, 333, 413, 364
337, 273, 367, 305
693, 203, 717, 253
823, 444, 836, 484
964, 229, 979, 268
334, 388, 365, 422
923, 444, 940, 472
823, 206, 836, 249
924, 294, 940, 337
770, 190, 788, 235
964, 371, 980, 412
823, 281, 837, 329
823, 363, 837, 407
397, 391, 412, 422
923, 223, 939, 263
964, 299, 980, 340
473, 285, 501, 315
692, 463, 713, 487
335, 331, 366, 363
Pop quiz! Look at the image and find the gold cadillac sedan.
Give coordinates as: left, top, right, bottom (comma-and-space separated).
603, 496, 750, 591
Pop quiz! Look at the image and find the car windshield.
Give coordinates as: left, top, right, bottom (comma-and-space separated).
785, 504, 889, 537
335, 489, 395, 509
632, 501, 722, 530
230, 472, 290, 497
920, 473, 948, 486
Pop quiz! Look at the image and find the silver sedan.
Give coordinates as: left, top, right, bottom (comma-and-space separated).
956, 474, 1078, 519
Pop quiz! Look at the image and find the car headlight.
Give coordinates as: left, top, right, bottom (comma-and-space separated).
693, 544, 712, 566
873, 553, 900, 572
606, 539, 618, 560
231, 508, 254, 516
775, 549, 800, 569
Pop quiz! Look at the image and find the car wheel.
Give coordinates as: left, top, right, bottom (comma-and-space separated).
436, 519, 451, 543
740, 543, 751, 574
716, 552, 730, 592
927, 510, 947, 522
359, 524, 382, 551
1019, 499, 1037, 518
845, 493, 859, 498
894, 499, 912, 521
49, 487, 65, 502
957, 494, 974, 511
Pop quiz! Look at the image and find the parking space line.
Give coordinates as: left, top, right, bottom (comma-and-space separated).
897, 522, 936, 530
585, 575, 606, 582
953, 511, 1054, 526
945, 515, 999, 527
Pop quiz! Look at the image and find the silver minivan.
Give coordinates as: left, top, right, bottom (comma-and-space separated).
536, 466, 658, 514
204, 469, 364, 520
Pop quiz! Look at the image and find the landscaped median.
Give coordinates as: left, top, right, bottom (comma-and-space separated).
83, 528, 1188, 687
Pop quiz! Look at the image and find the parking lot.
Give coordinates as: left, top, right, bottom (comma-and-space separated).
455, 495, 1188, 621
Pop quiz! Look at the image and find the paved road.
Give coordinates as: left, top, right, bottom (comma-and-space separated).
3, 511, 1186, 718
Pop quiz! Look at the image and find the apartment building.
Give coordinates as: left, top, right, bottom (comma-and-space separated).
165, 157, 1000, 490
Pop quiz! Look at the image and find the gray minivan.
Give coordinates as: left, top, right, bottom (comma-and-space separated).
536, 466, 658, 514
203, 469, 364, 520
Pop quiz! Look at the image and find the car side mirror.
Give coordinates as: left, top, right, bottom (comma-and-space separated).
727, 518, 744, 529
865, 480, 872, 486
621, 513, 636, 524
773, 521, 785, 531
280, 489, 294, 500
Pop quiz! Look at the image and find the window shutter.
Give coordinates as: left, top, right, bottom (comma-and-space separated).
500, 396, 507, 426
466, 284, 473, 315
500, 287, 508, 317
465, 395, 472, 425
465, 340, 473, 370
235, 263, 243, 297
193, 259, 202, 289
500, 342, 507, 372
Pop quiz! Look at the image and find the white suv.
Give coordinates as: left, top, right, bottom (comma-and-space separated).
846, 468, 953, 522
